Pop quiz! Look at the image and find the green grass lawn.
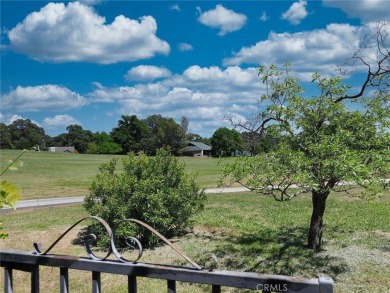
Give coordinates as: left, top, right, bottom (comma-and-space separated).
0, 150, 230, 199
1, 191, 389, 292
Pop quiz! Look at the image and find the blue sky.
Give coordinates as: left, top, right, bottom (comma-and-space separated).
1, 0, 389, 137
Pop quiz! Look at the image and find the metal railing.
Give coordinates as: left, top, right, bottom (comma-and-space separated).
0, 217, 334, 293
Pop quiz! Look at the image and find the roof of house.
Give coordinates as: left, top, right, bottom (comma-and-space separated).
185, 141, 211, 151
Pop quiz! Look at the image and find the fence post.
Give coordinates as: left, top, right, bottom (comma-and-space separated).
92, 271, 101, 293
167, 280, 176, 293
60, 268, 69, 293
128, 275, 137, 293
31, 265, 40, 293
4, 267, 13, 293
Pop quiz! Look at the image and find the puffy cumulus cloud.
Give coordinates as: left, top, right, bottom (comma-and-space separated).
88, 65, 263, 137
42, 114, 81, 129
8, 2, 170, 64
1, 85, 88, 112
0, 113, 41, 126
178, 43, 193, 52
323, 0, 390, 22
180, 65, 260, 90
281, 0, 308, 25
224, 23, 364, 77
125, 65, 172, 81
197, 4, 247, 36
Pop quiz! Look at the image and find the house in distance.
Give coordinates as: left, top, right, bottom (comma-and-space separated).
182, 141, 211, 157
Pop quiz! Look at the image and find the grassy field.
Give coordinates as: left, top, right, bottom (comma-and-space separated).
1, 191, 390, 292
1, 149, 389, 292
0, 150, 231, 199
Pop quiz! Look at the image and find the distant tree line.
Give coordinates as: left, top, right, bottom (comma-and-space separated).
0, 115, 274, 156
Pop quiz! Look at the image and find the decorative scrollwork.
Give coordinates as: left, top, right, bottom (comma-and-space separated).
33, 216, 113, 261
111, 219, 202, 270
33, 216, 209, 271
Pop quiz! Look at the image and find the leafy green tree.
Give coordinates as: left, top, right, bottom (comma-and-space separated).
111, 115, 152, 154
180, 116, 189, 135
222, 22, 389, 250
0, 123, 13, 149
8, 119, 45, 150
145, 115, 186, 155
88, 131, 122, 154
66, 124, 93, 153
211, 127, 243, 156
51, 133, 69, 147
84, 148, 206, 248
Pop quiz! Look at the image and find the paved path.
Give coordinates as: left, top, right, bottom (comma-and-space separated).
4, 179, 388, 211
1, 187, 251, 211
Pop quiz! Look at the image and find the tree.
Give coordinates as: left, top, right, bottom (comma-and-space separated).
88, 131, 122, 154
8, 119, 45, 150
66, 124, 93, 153
211, 127, 243, 156
0, 123, 13, 149
145, 115, 186, 155
111, 115, 152, 154
222, 22, 389, 250
180, 116, 189, 136
51, 133, 69, 147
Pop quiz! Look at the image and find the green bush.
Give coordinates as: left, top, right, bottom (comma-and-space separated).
84, 148, 206, 248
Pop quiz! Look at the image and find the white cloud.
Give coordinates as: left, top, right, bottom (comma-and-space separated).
197, 4, 247, 36
0, 113, 41, 127
8, 2, 170, 64
281, 0, 308, 25
124, 65, 172, 81
178, 43, 193, 52
89, 65, 263, 137
224, 23, 366, 77
43, 114, 81, 129
170, 4, 181, 12
1, 85, 88, 112
323, 0, 390, 22
260, 11, 269, 22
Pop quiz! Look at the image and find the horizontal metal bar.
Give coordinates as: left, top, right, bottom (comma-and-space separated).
0, 250, 334, 293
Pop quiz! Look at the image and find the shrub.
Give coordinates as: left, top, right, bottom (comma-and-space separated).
84, 148, 206, 248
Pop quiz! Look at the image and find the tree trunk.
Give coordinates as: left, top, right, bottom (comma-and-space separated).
307, 190, 329, 250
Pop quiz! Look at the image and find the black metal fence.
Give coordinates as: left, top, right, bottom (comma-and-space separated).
0, 217, 334, 293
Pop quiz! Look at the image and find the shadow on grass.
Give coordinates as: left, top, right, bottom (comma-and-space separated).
197, 226, 348, 279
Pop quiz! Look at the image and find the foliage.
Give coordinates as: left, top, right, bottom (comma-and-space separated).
8, 119, 45, 150
0, 123, 13, 149
66, 124, 93, 153
0, 151, 25, 238
87, 131, 122, 154
84, 148, 206, 248
210, 127, 244, 156
222, 22, 389, 249
111, 115, 153, 154
145, 114, 186, 155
